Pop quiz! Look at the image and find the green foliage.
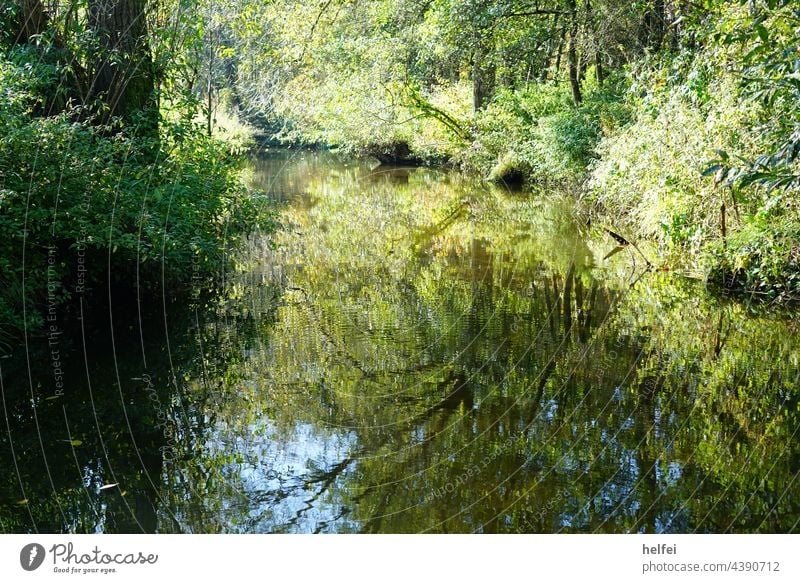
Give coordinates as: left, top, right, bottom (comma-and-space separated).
709, 0, 800, 192
706, 213, 800, 302
533, 109, 601, 174
473, 83, 572, 154
589, 1, 800, 299
0, 54, 273, 347
590, 51, 764, 260
221, 0, 648, 166
468, 75, 628, 184
0, 3, 17, 44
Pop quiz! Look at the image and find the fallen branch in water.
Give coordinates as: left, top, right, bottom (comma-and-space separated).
602, 227, 653, 268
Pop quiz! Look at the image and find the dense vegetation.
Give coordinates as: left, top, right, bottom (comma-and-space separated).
2, 1, 798, 537
205, 0, 799, 302
1, 0, 798, 349
0, 1, 272, 347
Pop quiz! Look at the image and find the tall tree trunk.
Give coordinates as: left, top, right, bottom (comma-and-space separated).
87, 0, 156, 132
595, 51, 604, 86
472, 42, 495, 112
586, 0, 604, 86
669, 1, 681, 51
567, 0, 582, 106
206, 29, 216, 137
643, 0, 666, 51
498, 55, 515, 90
14, 0, 49, 43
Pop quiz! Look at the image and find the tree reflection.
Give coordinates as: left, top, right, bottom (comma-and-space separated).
163, 152, 799, 533
2, 151, 797, 533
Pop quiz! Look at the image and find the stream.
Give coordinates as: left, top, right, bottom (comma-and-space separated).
1, 149, 798, 533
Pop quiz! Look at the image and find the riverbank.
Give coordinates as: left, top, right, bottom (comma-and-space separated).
284, 61, 800, 305
227, 1, 799, 306
0, 54, 275, 350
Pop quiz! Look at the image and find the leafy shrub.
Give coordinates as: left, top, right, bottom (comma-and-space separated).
528, 109, 601, 179
706, 213, 800, 303
466, 73, 628, 185
0, 56, 274, 348
589, 64, 763, 259
589, 28, 800, 300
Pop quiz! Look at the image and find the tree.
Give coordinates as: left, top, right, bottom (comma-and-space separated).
87, 0, 157, 130
14, 0, 49, 43
566, 0, 581, 105
10, 0, 159, 131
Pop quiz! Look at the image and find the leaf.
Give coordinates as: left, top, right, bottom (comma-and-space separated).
754, 23, 769, 43
742, 45, 766, 63
70, 439, 83, 446
739, 172, 774, 187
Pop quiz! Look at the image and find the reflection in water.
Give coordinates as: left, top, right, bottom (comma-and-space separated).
1, 150, 799, 533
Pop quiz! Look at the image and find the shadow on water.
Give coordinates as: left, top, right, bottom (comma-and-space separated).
2, 149, 799, 533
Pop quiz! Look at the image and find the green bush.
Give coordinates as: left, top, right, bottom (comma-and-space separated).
589, 34, 800, 299
466, 73, 629, 185
706, 213, 800, 302
528, 109, 600, 179
589, 60, 763, 259
0, 55, 274, 348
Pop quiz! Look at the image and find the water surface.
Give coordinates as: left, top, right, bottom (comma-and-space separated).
2, 150, 798, 533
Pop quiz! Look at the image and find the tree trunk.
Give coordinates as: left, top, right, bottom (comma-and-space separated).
595, 51, 604, 86
14, 0, 49, 44
669, 1, 682, 50
472, 42, 495, 112
643, 0, 666, 51
586, 0, 604, 86
87, 0, 156, 131
567, 0, 582, 106
540, 13, 560, 83
206, 29, 216, 137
